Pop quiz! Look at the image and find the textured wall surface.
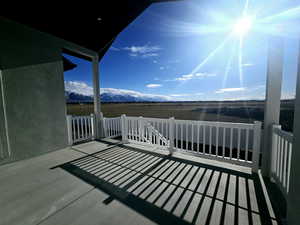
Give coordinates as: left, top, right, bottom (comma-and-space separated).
0, 19, 68, 164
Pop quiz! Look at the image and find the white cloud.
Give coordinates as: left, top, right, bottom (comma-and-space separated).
242, 63, 254, 67
142, 53, 159, 58
169, 92, 203, 97
146, 84, 162, 88
110, 46, 120, 51
174, 72, 216, 81
123, 45, 162, 58
215, 87, 246, 94
170, 94, 189, 97
160, 66, 165, 70
153, 60, 158, 64
65, 81, 94, 96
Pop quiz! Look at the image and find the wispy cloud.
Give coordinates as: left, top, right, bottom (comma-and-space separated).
169, 93, 203, 97
123, 45, 162, 58
174, 72, 216, 81
215, 87, 246, 94
110, 46, 120, 51
242, 63, 254, 67
146, 84, 162, 88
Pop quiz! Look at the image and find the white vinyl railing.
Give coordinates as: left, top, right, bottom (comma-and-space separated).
125, 116, 171, 149
67, 114, 123, 144
67, 115, 94, 144
173, 120, 261, 170
121, 115, 261, 171
270, 124, 293, 198
103, 117, 122, 138
66, 114, 262, 171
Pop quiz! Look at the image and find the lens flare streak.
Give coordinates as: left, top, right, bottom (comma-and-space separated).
191, 34, 232, 75
259, 6, 300, 23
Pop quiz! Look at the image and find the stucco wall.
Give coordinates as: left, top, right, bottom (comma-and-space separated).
0, 19, 69, 164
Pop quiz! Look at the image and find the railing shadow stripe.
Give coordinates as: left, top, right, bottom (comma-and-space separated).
128, 160, 176, 194
159, 165, 194, 210
191, 169, 214, 224
96, 154, 153, 180
204, 171, 222, 225
56, 143, 281, 225
81, 150, 138, 173
169, 167, 200, 214
180, 168, 207, 219
137, 162, 183, 198
75, 148, 134, 170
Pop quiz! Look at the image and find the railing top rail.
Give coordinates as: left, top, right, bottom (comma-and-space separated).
70, 115, 92, 119
273, 127, 293, 143
127, 116, 168, 122
174, 119, 255, 129
104, 116, 121, 120
126, 115, 255, 128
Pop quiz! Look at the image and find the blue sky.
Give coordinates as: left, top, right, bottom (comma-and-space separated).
64, 0, 300, 101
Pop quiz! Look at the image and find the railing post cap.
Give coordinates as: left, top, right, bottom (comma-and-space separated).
272, 123, 281, 128
254, 121, 262, 127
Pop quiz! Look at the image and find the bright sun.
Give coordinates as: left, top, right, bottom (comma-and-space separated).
233, 16, 253, 37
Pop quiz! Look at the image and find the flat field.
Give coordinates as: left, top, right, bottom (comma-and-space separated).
67, 100, 294, 131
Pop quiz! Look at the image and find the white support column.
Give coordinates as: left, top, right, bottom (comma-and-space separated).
261, 37, 284, 177
92, 54, 101, 139
287, 40, 300, 225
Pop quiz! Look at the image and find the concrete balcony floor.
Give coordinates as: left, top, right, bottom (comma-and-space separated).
0, 139, 282, 225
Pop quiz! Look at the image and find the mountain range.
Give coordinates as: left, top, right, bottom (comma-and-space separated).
65, 91, 169, 103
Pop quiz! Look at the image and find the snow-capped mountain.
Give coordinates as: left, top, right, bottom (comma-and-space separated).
64, 81, 170, 103
65, 91, 169, 103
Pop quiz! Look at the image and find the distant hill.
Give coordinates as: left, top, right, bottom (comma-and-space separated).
65, 91, 169, 103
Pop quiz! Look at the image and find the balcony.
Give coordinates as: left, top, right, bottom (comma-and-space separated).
1, 114, 290, 225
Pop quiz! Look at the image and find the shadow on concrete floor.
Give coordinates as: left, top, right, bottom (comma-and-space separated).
54, 141, 282, 225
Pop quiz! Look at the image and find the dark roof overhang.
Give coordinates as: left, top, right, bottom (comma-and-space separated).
2, 1, 181, 61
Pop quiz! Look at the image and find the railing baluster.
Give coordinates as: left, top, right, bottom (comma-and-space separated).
245, 129, 249, 161
191, 123, 194, 151
203, 125, 206, 154
209, 126, 212, 155
287, 142, 292, 193
279, 136, 283, 182
181, 123, 183, 150
216, 125, 219, 157
230, 128, 233, 159
237, 128, 241, 160
222, 127, 226, 158
76, 118, 80, 140
197, 123, 200, 153
283, 139, 287, 190
81, 117, 84, 139
276, 134, 280, 177
186, 123, 188, 150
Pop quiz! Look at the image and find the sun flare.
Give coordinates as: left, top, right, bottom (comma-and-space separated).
233, 16, 253, 36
